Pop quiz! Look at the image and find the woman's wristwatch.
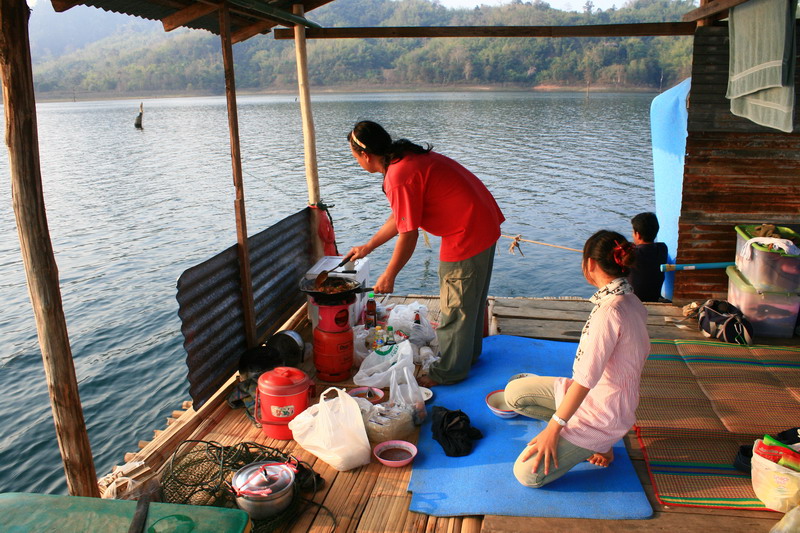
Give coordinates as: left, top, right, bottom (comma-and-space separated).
551, 413, 567, 427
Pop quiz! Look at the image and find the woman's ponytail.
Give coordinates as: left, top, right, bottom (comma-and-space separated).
583, 230, 637, 278
348, 121, 431, 168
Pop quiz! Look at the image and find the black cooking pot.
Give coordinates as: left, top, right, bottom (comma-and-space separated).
299, 277, 374, 305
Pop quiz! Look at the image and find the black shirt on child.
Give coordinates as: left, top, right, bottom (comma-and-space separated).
630, 242, 668, 302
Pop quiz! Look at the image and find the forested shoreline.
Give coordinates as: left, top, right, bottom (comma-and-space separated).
33, 0, 695, 97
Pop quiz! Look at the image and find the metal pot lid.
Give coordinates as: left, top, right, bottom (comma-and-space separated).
232, 461, 295, 499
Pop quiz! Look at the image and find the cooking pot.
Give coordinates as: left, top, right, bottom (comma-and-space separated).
266, 329, 305, 366
299, 277, 374, 305
231, 461, 295, 520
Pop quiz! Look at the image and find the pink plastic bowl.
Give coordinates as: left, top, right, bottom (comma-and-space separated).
373, 440, 418, 467
348, 386, 385, 404
485, 389, 518, 418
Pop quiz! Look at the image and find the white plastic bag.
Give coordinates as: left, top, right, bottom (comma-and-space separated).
389, 365, 426, 425
417, 345, 439, 372
771, 505, 800, 533
353, 340, 415, 388
288, 387, 371, 471
353, 325, 372, 365
388, 302, 436, 347
752, 444, 800, 512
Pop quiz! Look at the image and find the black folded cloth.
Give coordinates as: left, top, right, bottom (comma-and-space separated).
733, 427, 800, 474
431, 406, 483, 457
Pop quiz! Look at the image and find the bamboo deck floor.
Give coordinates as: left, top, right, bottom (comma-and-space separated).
134, 296, 794, 532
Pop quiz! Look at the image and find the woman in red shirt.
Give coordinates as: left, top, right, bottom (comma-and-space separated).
345, 121, 505, 386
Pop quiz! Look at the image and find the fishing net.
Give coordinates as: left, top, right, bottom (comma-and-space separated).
160, 440, 327, 532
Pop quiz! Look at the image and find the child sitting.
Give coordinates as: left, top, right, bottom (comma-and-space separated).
629, 212, 668, 302
505, 230, 650, 487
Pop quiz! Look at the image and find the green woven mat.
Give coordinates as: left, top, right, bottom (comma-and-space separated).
635, 340, 800, 509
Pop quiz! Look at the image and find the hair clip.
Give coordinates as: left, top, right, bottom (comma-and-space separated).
612, 240, 632, 267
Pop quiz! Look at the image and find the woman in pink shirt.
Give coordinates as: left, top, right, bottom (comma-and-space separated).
505, 230, 650, 487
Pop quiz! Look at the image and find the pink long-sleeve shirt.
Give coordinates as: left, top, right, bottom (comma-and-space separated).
553, 292, 650, 453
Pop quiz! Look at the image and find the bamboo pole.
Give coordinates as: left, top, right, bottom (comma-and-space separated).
0, 0, 99, 497
293, 3, 325, 261
219, 5, 257, 348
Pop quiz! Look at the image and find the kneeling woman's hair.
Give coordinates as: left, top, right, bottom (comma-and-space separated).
583, 230, 636, 278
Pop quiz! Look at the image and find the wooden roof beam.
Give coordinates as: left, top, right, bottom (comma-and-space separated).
232, 20, 272, 43
228, 0, 321, 28
273, 22, 696, 40
162, 3, 218, 32
682, 0, 747, 22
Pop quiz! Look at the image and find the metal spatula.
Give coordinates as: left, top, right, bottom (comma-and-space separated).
314, 256, 351, 288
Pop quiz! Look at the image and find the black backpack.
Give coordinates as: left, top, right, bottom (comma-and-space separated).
697, 299, 754, 345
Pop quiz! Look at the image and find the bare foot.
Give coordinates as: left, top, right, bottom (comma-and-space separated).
417, 375, 440, 388
587, 449, 614, 467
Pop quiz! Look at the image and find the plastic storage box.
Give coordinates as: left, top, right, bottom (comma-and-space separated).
735, 225, 800, 292
726, 266, 800, 338
304, 256, 370, 328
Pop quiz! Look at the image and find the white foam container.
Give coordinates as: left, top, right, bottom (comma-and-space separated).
726, 266, 800, 338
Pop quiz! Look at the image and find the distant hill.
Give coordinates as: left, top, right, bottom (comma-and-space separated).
29, 1, 161, 61
31, 0, 696, 97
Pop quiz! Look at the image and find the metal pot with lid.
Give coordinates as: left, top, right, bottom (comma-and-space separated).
231, 461, 296, 520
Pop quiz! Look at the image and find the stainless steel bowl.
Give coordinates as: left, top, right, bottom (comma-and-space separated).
231, 461, 295, 520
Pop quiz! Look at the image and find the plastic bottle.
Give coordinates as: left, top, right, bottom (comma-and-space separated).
365, 292, 377, 328
410, 312, 424, 345
385, 326, 396, 345
373, 326, 384, 350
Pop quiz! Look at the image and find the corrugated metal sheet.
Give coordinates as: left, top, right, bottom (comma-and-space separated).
60, 0, 333, 37
674, 24, 800, 301
176, 208, 313, 409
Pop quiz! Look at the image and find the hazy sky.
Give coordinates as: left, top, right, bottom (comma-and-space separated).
436, 0, 624, 11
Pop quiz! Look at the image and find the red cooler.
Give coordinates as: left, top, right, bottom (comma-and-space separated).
256, 367, 313, 440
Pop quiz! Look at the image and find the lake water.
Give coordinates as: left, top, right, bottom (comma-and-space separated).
0, 91, 657, 494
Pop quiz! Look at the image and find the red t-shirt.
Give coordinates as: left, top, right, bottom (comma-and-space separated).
384, 151, 505, 262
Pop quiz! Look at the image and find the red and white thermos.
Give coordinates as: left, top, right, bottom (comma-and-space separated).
256, 366, 313, 440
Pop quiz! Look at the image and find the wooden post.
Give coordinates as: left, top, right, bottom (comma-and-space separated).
697, 0, 711, 26
293, 3, 325, 261
219, 5, 257, 347
0, 0, 99, 497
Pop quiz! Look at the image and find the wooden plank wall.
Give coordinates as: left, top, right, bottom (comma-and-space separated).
675, 24, 800, 301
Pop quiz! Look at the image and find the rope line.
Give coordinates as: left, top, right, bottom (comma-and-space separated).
500, 233, 582, 255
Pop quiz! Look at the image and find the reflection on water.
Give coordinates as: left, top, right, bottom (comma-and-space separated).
0, 91, 656, 493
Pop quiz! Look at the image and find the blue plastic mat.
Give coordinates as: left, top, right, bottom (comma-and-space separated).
408, 335, 653, 519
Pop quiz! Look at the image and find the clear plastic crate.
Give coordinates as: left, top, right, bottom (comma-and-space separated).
727, 266, 799, 338
735, 225, 800, 292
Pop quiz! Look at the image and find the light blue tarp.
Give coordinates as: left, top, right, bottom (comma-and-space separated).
650, 78, 691, 300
